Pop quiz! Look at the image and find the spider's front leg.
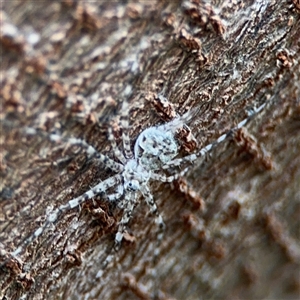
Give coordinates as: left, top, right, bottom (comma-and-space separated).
162, 103, 267, 171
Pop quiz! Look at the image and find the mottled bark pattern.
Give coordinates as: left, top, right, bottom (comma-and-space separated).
1, 1, 299, 299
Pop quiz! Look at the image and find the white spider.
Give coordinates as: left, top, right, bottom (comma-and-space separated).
10, 100, 266, 273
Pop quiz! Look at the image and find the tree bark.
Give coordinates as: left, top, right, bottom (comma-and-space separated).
1, 1, 299, 299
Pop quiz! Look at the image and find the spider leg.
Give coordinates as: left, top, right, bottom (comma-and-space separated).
11, 174, 121, 258
116, 196, 127, 209
163, 103, 267, 170
114, 191, 137, 251
25, 128, 124, 173
108, 126, 127, 164
162, 145, 210, 170
105, 184, 124, 202
67, 174, 122, 208
101, 191, 136, 271
150, 167, 190, 182
58, 136, 124, 173
120, 101, 133, 159
140, 184, 165, 262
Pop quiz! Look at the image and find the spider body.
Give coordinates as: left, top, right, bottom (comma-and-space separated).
8, 101, 266, 276
103, 119, 189, 258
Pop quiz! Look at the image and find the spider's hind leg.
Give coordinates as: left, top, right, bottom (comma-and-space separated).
140, 185, 165, 262
11, 175, 121, 259
101, 191, 137, 272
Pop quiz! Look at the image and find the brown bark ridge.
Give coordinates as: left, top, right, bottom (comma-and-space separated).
1, 1, 299, 299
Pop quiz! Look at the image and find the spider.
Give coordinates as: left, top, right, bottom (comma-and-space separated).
9, 100, 266, 274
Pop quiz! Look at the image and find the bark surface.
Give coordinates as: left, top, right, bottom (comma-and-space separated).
1, 1, 299, 299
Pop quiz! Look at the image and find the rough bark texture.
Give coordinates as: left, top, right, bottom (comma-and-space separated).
1, 1, 299, 299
